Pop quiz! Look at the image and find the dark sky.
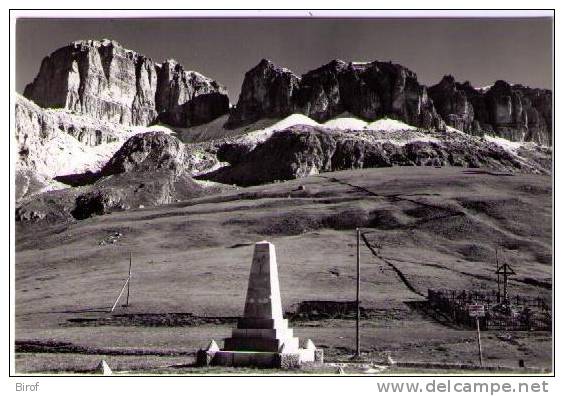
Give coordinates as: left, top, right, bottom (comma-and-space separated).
16, 17, 553, 102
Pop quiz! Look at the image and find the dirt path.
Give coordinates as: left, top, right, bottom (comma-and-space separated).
360, 232, 425, 297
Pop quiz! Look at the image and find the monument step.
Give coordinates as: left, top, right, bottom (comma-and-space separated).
224, 336, 298, 352
212, 351, 280, 368
236, 318, 288, 329
231, 328, 293, 339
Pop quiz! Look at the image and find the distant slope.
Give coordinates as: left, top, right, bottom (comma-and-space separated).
15, 167, 551, 315
198, 120, 551, 187
16, 131, 228, 223
16, 112, 551, 223
15, 94, 175, 199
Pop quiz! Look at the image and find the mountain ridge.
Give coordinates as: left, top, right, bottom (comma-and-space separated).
23, 39, 230, 128
226, 58, 445, 132
428, 76, 552, 145
14, 40, 553, 223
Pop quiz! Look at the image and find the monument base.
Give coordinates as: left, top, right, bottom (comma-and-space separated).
196, 348, 323, 369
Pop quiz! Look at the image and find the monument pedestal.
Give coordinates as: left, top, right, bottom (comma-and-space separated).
224, 318, 299, 352
197, 241, 322, 369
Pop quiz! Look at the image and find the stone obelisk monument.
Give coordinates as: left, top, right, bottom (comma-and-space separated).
197, 241, 322, 368
223, 241, 299, 352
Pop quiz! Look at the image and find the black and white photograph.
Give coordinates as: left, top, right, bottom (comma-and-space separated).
7, 8, 556, 384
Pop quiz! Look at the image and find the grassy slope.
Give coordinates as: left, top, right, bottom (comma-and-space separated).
15, 167, 552, 373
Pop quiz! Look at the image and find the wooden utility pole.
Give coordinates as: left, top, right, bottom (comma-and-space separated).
355, 228, 360, 358
495, 248, 500, 303
110, 254, 133, 313
476, 317, 483, 367
469, 304, 485, 367
126, 252, 132, 306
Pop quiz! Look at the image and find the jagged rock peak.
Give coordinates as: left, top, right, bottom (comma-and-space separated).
23, 39, 230, 128
343, 59, 420, 79
490, 80, 513, 91
428, 75, 552, 145
458, 80, 476, 91
428, 75, 476, 134
71, 38, 124, 48
321, 59, 348, 68
304, 59, 349, 75
256, 58, 274, 68
251, 58, 301, 78
226, 59, 301, 127
229, 58, 444, 130
436, 75, 457, 88
67, 39, 146, 60
332, 59, 348, 65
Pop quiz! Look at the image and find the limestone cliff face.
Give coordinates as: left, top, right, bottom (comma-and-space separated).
24, 39, 229, 127
226, 59, 301, 127
484, 82, 552, 145
296, 60, 443, 130
15, 131, 224, 222
228, 59, 444, 131
429, 77, 552, 145
155, 60, 229, 127
15, 94, 122, 177
228, 59, 551, 145
428, 76, 477, 134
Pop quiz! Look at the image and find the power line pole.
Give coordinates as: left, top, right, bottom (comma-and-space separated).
355, 228, 360, 359
126, 252, 132, 307
469, 304, 485, 367
495, 248, 500, 303
476, 317, 483, 367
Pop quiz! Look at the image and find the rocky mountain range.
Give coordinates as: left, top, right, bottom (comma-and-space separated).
226, 59, 552, 146
428, 76, 552, 145
24, 39, 230, 128
15, 39, 552, 224
226, 59, 444, 131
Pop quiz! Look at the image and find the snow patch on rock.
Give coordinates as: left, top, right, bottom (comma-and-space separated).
244, 114, 321, 143
323, 115, 368, 130
484, 135, 524, 154
446, 125, 465, 134
240, 114, 421, 144
366, 118, 418, 132
180, 112, 423, 145
476, 85, 492, 93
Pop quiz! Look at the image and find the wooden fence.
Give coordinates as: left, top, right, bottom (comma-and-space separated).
428, 289, 551, 331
